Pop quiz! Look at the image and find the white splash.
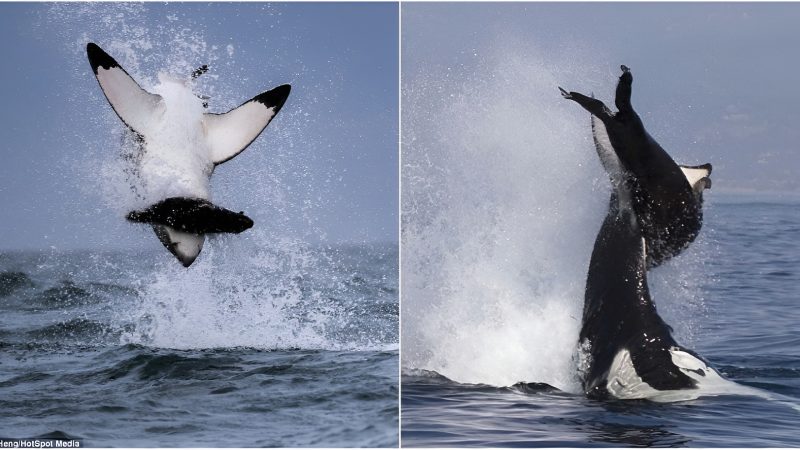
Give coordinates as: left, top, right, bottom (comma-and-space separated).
119, 233, 333, 350
402, 45, 612, 392
138, 75, 213, 204
116, 230, 396, 352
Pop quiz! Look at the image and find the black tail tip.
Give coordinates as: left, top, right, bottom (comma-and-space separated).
254, 84, 291, 112
86, 42, 118, 74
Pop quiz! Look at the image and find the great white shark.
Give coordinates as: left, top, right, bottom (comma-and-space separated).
86, 42, 290, 267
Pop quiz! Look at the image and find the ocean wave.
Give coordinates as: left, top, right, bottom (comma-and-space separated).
35, 281, 94, 306
27, 318, 121, 342
402, 368, 560, 398
0, 372, 53, 388
0, 271, 34, 297
34, 431, 83, 441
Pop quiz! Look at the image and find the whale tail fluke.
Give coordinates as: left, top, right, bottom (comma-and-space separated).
203, 84, 291, 165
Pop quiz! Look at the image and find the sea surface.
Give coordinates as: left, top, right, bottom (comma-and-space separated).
0, 242, 398, 447
402, 198, 800, 447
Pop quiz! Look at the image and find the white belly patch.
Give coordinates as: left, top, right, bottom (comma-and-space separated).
605, 347, 732, 402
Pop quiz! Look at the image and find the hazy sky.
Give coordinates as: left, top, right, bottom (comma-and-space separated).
402, 2, 800, 197
0, 2, 398, 250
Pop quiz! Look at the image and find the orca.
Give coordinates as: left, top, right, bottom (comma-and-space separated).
560, 66, 710, 268
583, 192, 796, 404
579, 183, 721, 400
86, 42, 290, 267
565, 66, 723, 400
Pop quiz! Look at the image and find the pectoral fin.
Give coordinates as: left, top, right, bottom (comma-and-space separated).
203, 84, 291, 165
87, 43, 164, 136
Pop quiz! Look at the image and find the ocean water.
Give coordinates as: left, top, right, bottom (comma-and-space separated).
0, 242, 398, 447
401, 199, 800, 447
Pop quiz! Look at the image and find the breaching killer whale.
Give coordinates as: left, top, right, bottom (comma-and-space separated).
86, 42, 290, 267
561, 66, 722, 400
560, 66, 710, 268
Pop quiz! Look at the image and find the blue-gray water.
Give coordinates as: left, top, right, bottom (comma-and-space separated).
0, 242, 398, 447
402, 199, 800, 447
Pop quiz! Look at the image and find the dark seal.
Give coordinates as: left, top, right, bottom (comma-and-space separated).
127, 197, 254, 235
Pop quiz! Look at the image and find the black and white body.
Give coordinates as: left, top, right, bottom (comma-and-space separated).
579, 178, 723, 400
565, 66, 733, 401
86, 42, 290, 266
587, 136, 799, 411
564, 67, 798, 405
560, 66, 710, 268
